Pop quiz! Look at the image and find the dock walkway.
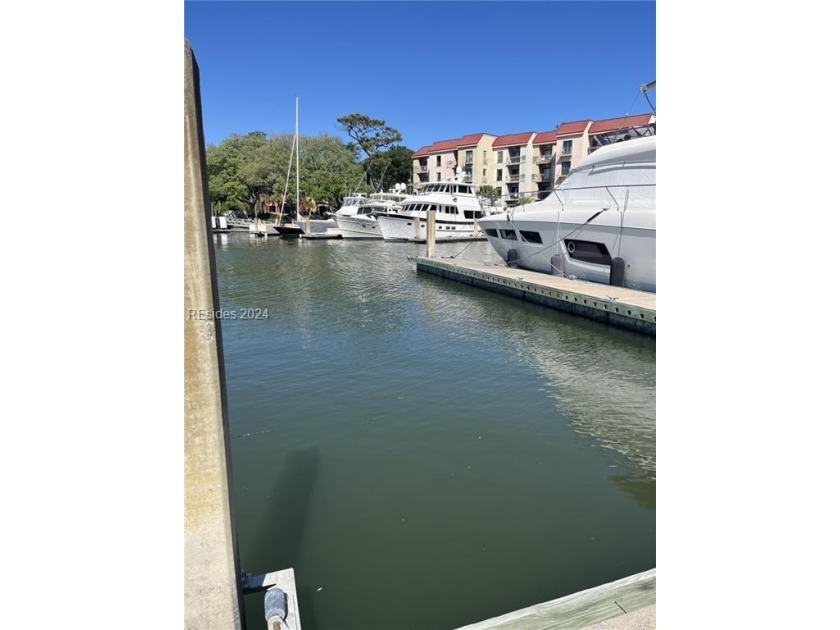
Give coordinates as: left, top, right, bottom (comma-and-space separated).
412, 257, 655, 336
453, 569, 655, 630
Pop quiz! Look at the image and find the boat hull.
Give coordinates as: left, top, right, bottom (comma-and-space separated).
273, 224, 305, 237
377, 214, 485, 242
335, 214, 383, 239
481, 214, 655, 292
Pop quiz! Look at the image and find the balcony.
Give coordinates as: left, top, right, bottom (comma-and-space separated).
415, 164, 429, 173
535, 153, 555, 164
559, 147, 573, 157
508, 174, 520, 182
506, 155, 526, 165
464, 156, 474, 164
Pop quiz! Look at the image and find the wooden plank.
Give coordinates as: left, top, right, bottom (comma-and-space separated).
454, 569, 655, 630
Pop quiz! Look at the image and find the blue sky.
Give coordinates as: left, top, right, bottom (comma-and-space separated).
185, 1, 655, 149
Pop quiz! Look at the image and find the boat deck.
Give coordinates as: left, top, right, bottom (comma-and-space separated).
412, 257, 655, 336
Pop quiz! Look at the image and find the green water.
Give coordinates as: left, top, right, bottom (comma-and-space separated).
214, 234, 655, 630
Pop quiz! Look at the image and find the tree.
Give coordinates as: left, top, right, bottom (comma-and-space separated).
478, 185, 499, 199
298, 134, 366, 209
337, 113, 403, 158
206, 130, 368, 216
361, 145, 413, 192
206, 131, 277, 216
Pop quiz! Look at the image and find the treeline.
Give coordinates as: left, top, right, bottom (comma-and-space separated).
206, 114, 413, 216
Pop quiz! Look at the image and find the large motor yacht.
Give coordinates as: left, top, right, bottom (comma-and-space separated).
376, 178, 490, 242
477, 135, 656, 292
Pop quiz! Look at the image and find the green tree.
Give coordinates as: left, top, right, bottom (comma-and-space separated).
337, 113, 403, 157
362, 145, 413, 192
298, 134, 366, 209
478, 185, 499, 199
206, 131, 276, 216
206, 130, 367, 216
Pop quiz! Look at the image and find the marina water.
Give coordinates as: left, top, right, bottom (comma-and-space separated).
214, 234, 655, 630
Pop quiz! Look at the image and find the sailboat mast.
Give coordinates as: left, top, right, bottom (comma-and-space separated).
295, 96, 301, 222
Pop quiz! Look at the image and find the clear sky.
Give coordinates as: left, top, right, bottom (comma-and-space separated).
185, 1, 655, 149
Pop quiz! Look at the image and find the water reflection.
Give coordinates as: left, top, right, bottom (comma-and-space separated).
215, 234, 656, 630
412, 265, 656, 486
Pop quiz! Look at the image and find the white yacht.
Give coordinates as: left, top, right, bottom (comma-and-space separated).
334, 190, 408, 239
332, 193, 369, 219
376, 178, 489, 242
477, 135, 656, 292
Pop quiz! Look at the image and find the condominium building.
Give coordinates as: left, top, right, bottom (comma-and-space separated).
411, 113, 655, 201
411, 133, 496, 188
491, 132, 536, 204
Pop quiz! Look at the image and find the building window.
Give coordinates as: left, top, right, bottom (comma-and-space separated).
496, 151, 503, 163
496, 169, 502, 181
436, 155, 441, 167
465, 150, 473, 164
562, 140, 572, 155
561, 161, 571, 176
437, 173, 441, 181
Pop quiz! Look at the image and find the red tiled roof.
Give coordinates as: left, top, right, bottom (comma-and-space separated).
588, 114, 654, 134
492, 132, 536, 148
532, 130, 559, 145
456, 133, 487, 147
412, 145, 432, 158
556, 120, 592, 137
427, 137, 462, 153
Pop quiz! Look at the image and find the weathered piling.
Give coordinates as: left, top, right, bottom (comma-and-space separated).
426, 209, 436, 257
184, 39, 245, 630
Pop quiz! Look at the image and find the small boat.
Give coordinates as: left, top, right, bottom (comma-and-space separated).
334, 187, 408, 239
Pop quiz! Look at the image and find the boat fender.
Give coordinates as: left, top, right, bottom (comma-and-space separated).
550, 254, 565, 276
506, 249, 519, 267
610, 258, 626, 287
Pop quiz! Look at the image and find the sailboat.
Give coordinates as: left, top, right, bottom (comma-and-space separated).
274, 97, 306, 237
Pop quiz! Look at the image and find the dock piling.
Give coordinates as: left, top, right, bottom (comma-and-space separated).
426, 209, 436, 257
184, 39, 245, 629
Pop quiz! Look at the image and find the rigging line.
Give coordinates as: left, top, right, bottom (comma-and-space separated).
643, 88, 656, 115
447, 233, 481, 258
279, 134, 296, 224
617, 188, 629, 258
504, 206, 612, 270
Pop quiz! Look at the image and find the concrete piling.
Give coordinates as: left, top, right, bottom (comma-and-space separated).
184, 39, 245, 630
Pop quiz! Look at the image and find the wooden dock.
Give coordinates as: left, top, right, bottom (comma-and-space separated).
454, 569, 655, 630
412, 257, 655, 336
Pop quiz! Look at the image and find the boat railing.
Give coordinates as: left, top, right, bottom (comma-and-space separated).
502, 182, 656, 216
